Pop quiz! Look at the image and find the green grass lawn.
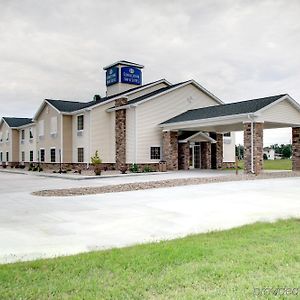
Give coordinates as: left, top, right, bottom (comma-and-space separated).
1, 219, 300, 299
236, 159, 292, 170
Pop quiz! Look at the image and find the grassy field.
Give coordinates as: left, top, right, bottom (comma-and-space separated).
1, 219, 300, 299
236, 159, 292, 170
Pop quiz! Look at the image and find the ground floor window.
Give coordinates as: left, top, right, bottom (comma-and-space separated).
21, 151, 25, 162
150, 147, 161, 160
78, 148, 84, 162
50, 148, 56, 163
0, 152, 2, 162
40, 149, 45, 162
30, 151, 34, 162
6, 152, 9, 162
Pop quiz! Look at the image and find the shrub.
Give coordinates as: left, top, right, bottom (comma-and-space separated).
130, 163, 139, 173
143, 166, 153, 173
91, 150, 102, 175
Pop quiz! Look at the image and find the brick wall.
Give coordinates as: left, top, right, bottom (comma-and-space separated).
201, 142, 211, 169
162, 131, 178, 170
244, 122, 263, 174
292, 127, 300, 171
178, 142, 190, 170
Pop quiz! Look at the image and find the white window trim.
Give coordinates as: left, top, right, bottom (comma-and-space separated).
50, 117, 58, 135
39, 148, 45, 162
50, 147, 56, 163
39, 120, 45, 137
150, 146, 161, 160
77, 114, 84, 132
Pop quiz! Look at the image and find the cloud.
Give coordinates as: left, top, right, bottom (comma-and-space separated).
0, 0, 299, 145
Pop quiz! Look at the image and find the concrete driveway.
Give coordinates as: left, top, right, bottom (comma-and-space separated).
0, 171, 300, 263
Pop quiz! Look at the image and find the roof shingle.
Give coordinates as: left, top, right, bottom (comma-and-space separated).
2, 117, 33, 128
161, 94, 287, 125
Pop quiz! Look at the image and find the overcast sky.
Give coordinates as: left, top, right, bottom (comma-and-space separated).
1, 0, 300, 145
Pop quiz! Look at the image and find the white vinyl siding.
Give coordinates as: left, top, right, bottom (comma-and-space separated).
50, 117, 58, 134
90, 102, 115, 163
135, 84, 220, 163
259, 99, 300, 125
39, 120, 44, 137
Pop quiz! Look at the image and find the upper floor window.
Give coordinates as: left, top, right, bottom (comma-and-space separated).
77, 115, 84, 131
50, 117, 57, 135
0, 132, 2, 142
39, 120, 44, 137
224, 132, 231, 137
29, 127, 34, 139
21, 130, 25, 140
6, 131, 9, 141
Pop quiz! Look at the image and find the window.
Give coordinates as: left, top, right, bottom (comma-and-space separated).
224, 132, 231, 137
77, 148, 84, 162
50, 148, 56, 162
21, 151, 25, 162
40, 149, 45, 162
150, 147, 161, 160
50, 117, 57, 134
29, 127, 34, 139
0, 132, 3, 142
30, 151, 34, 162
77, 115, 84, 131
0, 152, 2, 162
6, 152, 9, 162
6, 131, 9, 141
21, 130, 25, 140
39, 120, 44, 137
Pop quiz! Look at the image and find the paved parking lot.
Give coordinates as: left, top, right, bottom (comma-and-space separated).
0, 171, 300, 263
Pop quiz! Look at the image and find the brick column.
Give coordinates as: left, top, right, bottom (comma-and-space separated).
162, 131, 178, 170
178, 142, 190, 170
292, 127, 300, 171
201, 142, 211, 169
115, 97, 127, 170
216, 133, 223, 169
243, 122, 264, 174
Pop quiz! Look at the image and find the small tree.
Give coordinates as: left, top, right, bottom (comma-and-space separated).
91, 150, 102, 175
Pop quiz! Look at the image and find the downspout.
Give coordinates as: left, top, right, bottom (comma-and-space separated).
247, 114, 255, 174
60, 115, 64, 164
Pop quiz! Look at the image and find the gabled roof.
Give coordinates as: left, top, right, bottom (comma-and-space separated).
38, 79, 171, 116
1, 117, 33, 128
107, 80, 223, 111
46, 99, 92, 113
127, 81, 189, 105
161, 94, 287, 125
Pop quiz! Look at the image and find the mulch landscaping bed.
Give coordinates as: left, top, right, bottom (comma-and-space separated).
32, 171, 300, 197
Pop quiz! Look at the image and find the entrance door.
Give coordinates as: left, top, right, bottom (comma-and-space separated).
194, 143, 201, 168
189, 143, 201, 169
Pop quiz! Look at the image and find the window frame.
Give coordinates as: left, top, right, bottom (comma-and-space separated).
30, 150, 34, 162
77, 115, 84, 131
77, 147, 84, 163
21, 129, 25, 140
150, 146, 161, 160
40, 148, 45, 162
29, 127, 34, 139
50, 148, 56, 163
21, 151, 25, 162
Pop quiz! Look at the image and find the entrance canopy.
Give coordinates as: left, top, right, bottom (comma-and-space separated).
178, 131, 216, 143
160, 94, 300, 132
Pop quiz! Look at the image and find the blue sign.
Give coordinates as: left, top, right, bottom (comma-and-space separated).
106, 67, 119, 86
121, 67, 142, 85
